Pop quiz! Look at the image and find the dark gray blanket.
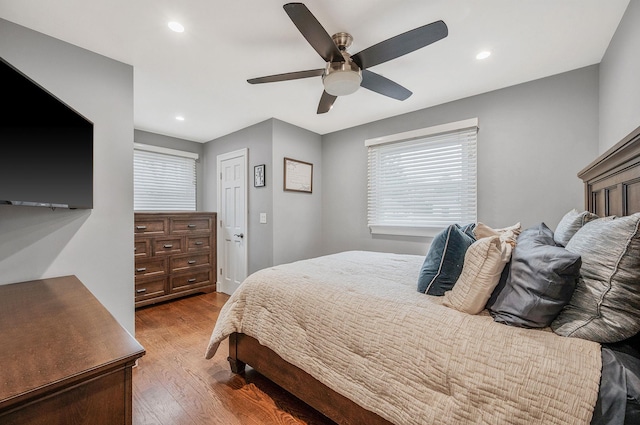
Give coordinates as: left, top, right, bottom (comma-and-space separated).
592, 342, 640, 425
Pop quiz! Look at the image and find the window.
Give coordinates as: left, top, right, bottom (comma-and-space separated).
134, 143, 198, 211
366, 118, 478, 237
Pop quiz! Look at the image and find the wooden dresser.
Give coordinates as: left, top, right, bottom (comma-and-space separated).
0, 275, 145, 425
134, 212, 217, 307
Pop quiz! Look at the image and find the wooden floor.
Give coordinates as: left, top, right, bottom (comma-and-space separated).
133, 292, 336, 425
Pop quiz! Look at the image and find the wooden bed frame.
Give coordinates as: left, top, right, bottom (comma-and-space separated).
228, 125, 640, 425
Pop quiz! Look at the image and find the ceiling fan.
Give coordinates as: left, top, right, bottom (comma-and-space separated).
248, 3, 448, 114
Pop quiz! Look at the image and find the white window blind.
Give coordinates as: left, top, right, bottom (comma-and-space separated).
367, 119, 478, 237
134, 144, 197, 211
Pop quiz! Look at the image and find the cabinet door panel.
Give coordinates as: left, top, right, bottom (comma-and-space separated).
134, 257, 167, 280
153, 237, 184, 256
187, 235, 212, 251
135, 277, 167, 301
170, 216, 211, 233
134, 218, 167, 235
170, 253, 211, 272
170, 271, 212, 292
134, 239, 150, 258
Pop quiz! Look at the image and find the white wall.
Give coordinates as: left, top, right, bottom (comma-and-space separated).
203, 119, 274, 274
272, 119, 323, 265
202, 118, 323, 271
0, 18, 135, 333
322, 66, 600, 256
599, 0, 640, 153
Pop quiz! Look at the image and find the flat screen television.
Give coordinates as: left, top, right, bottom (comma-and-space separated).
0, 56, 93, 209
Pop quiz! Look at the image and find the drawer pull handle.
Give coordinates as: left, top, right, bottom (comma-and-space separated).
187, 224, 196, 228
195, 241, 203, 246
134, 247, 137, 251
187, 260, 197, 265
136, 267, 147, 273
136, 225, 147, 230
136, 288, 147, 294
188, 278, 197, 283
163, 244, 173, 248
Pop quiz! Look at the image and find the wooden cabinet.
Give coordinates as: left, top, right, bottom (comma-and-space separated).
0, 276, 145, 425
134, 212, 216, 307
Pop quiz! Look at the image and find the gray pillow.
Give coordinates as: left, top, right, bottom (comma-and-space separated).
554, 209, 599, 246
489, 223, 581, 328
551, 213, 640, 343
417, 223, 476, 295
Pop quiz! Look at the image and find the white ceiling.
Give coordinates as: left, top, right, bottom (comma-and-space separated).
0, 0, 630, 143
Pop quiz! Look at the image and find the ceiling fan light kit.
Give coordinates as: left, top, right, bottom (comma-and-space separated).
323, 61, 362, 96
248, 2, 447, 113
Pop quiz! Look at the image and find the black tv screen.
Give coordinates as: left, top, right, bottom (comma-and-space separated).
0, 56, 93, 209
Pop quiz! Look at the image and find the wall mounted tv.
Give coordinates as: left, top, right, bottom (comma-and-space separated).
0, 56, 93, 209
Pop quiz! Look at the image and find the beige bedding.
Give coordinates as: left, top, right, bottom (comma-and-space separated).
206, 251, 601, 425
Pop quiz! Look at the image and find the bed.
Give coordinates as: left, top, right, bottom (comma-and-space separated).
206, 124, 640, 425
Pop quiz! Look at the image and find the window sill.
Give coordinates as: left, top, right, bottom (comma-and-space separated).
368, 225, 445, 238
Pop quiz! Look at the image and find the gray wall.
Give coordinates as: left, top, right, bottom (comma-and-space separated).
322, 65, 600, 256
272, 120, 323, 265
0, 19, 136, 333
202, 118, 323, 272
134, 129, 205, 209
203, 119, 274, 274
599, 0, 640, 153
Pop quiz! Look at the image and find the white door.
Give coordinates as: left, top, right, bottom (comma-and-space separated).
217, 149, 248, 295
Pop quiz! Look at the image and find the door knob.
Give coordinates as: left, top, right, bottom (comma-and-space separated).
234, 233, 244, 239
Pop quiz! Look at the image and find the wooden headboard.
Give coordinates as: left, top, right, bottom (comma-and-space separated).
578, 125, 640, 217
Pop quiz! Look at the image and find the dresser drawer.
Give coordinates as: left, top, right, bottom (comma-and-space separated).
135, 257, 167, 280
170, 270, 212, 292
170, 253, 211, 272
135, 218, 167, 235
135, 277, 167, 300
134, 239, 150, 258
152, 236, 184, 256
170, 216, 212, 234
187, 235, 212, 251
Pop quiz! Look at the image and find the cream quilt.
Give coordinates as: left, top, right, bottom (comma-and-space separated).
206, 251, 601, 425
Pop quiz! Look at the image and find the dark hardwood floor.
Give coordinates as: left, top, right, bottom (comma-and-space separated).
133, 292, 336, 425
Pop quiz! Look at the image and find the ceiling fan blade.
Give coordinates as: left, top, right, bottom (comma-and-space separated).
283, 3, 344, 63
248, 69, 324, 84
360, 70, 412, 100
352, 20, 448, 70
317, 91, 337, 114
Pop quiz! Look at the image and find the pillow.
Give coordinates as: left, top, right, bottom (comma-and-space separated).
474, 222, 522, 240
417, 223, 476, 295
489, 223, 581, 328
472, 222, 521, 309
554, 209, 599, 246
551, 213, 640, 343
442, 235, 513, 315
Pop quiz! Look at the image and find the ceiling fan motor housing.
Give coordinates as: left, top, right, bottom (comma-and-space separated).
323, 50, 362, 96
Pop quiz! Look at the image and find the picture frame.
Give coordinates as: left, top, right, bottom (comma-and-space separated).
254, 164, 265, 187
284, 157, 313, 193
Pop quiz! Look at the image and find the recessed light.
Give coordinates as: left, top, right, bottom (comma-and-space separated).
176, 116, 185, 121
476, 51, 491, 60
168, 21, 185, 33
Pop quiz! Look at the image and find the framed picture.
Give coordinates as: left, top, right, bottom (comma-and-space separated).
254, 164, 265, 187
284, 157, 313, 193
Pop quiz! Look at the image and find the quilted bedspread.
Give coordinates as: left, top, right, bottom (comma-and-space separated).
205, 251, 601, 425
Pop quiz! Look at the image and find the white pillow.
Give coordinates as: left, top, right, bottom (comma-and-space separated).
442, 235, 513, 315
474, 222, 521, 240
